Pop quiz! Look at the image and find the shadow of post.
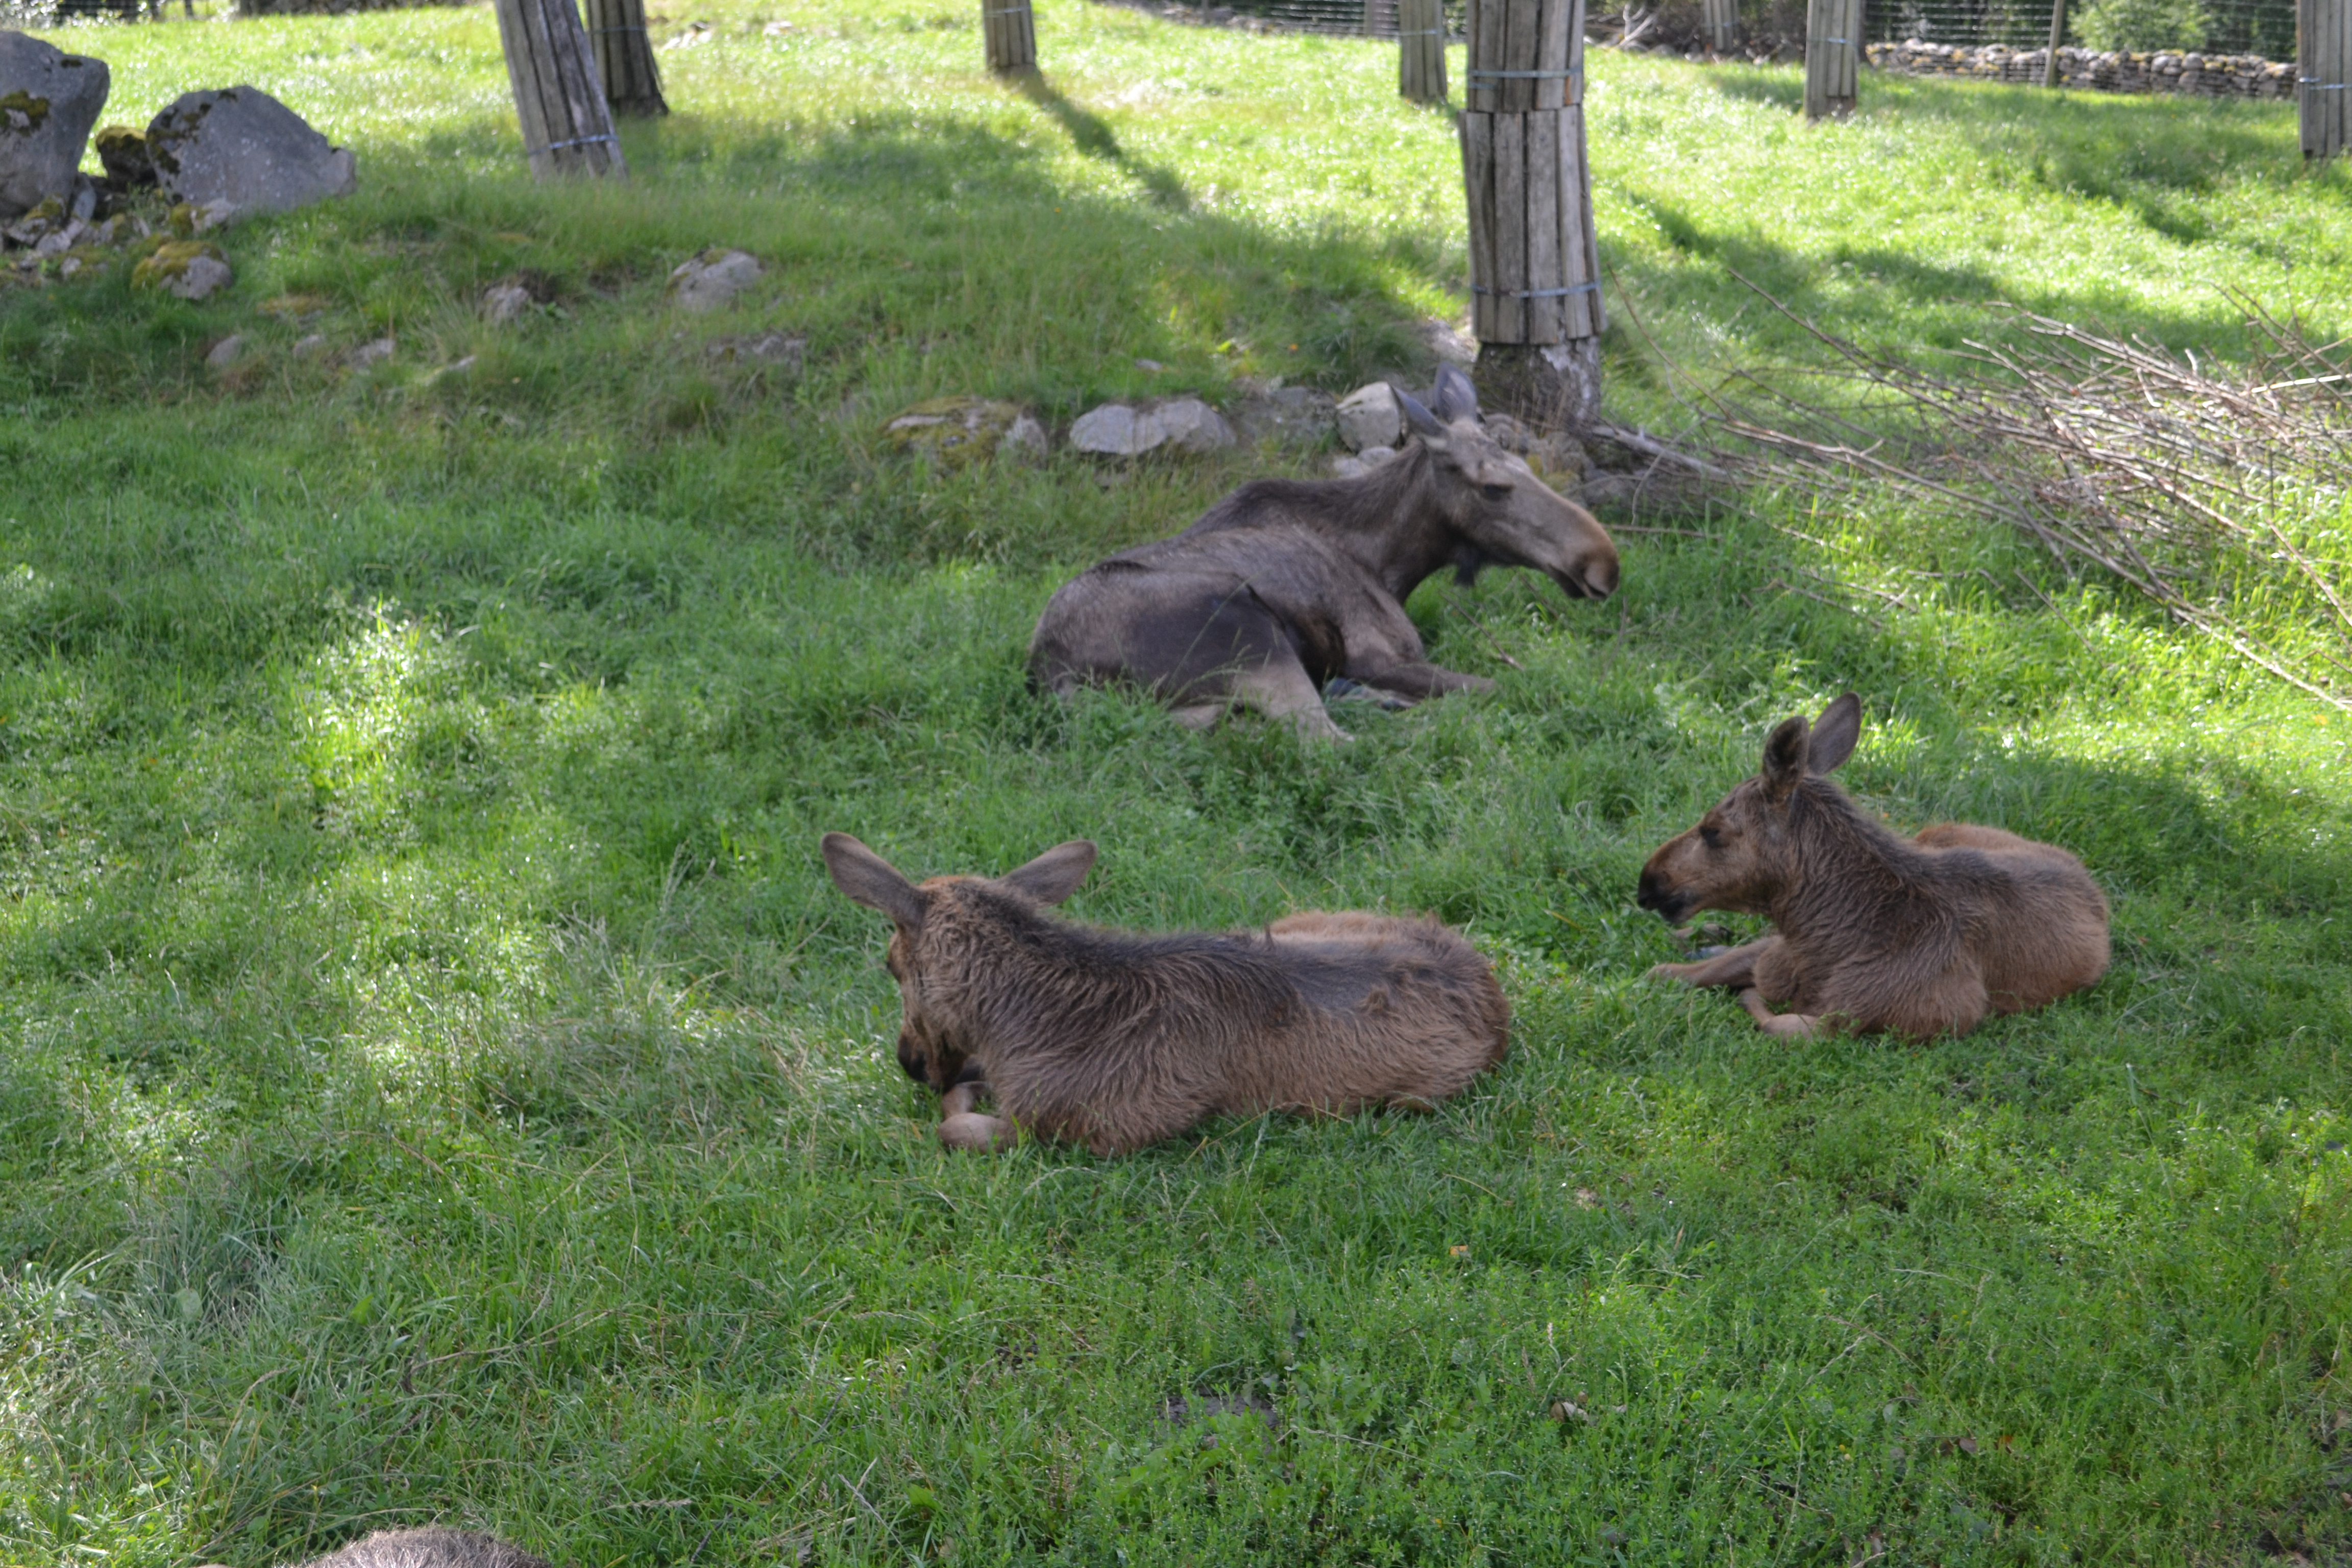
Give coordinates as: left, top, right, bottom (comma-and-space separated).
1010, 71, 1194, 210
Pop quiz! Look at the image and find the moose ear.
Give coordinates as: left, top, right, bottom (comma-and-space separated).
1760, 715, 1811, 802
998, 840, 1097, 905
821, 832, 927, 929
1396, 387, 1447, 440
1431, 362, 1480, 424
1805, 693, 1863, 775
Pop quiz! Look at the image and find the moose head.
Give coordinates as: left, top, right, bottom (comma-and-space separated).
1395, 363, 1620, 604
820, 832, 1098, 1091
1635, 694, 1865, 925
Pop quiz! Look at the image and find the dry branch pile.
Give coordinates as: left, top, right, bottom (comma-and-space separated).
1697, 290, 2352, 708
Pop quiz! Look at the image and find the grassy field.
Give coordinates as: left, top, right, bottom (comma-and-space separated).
4, 1, 2352, 1563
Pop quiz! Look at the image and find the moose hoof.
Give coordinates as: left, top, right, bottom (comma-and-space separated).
940, 1112, 1016, 1152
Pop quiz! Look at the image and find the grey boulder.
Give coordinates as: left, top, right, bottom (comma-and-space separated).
145, 87, 356, 216
1, 31, 110, 220
1069, 397, 1235, 457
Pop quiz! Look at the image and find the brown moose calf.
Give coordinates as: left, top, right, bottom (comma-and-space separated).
822, 834, 1511, 1155
206, 1529, 553, 1568
1637, 694, 2109, 1041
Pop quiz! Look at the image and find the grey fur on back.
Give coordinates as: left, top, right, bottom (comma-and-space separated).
293, 1529, 553, 1568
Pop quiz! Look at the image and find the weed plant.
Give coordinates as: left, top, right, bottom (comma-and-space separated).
1, 2, 2349, 1563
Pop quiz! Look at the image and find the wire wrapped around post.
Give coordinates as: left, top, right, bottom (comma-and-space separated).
1701, 0, 1737, 56
1803, 0, 1861, 119
1458, 0, 1604, 426
984, 0, 1037, 72
1400, 0, 1447, 100
493, 0, 627, 179
2301, 0, 2348, 159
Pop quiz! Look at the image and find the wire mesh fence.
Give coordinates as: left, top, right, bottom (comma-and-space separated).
1208, 0, 1470, 36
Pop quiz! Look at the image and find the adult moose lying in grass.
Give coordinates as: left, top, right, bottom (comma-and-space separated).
1638, 694, 2111, 1040
1028, 364, 1619, 741
821, 832, 1511, 1154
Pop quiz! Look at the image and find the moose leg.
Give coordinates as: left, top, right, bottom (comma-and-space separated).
1351, 660, 1498, 703
1651, 936, 1780, 990
1738, 988, 1824, 1040
1231, 657, 1353, 742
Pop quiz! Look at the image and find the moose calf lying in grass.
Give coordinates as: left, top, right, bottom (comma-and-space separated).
822, 833, 1510, 1154
1637, 694, 2109, 1040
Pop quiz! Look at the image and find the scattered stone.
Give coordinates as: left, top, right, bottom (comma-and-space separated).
1002, 413, 1047, 460
187, 198, 236, 233
0, 32, 111, 221
1070, 397, 1234, 457
1869, 38, 2295, 99
667, 248, 761, 313
94, 124, 154, 188
291, 331, 329, 357
880, 396, 1034, 468
1357, 444, 1397, 468
204, 332, 244, 366
706, 330, 803, 375
1153, 396, 1235, 452
259, 291, 327, 320
481, 281, 534, 324
144, 87, 356, 216
1228, 381, 1337, 448
1336, 381, 1404, 452
130, 238, 231, 300
346, 335, 395, 370
433, 354, 476, 379
1483, 412, 1589, 479
1136, 357, 1165, 371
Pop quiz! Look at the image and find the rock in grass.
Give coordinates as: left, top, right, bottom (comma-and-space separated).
205, 333, 244, 366
347, 335, 395, 370
667, 248, 761, 312
1070, 397, 1235, 457
882, 396, 1035, 467
481, 281, 534, 324
706, 331, 803, 374
0, 32, 111, 220
1335, 381, 1403, 452
94, 124, 153, 188
130, 239, 231, 301
144, 87, 356, 216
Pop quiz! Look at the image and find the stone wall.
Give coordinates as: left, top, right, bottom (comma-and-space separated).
1866, 39, 2296, 97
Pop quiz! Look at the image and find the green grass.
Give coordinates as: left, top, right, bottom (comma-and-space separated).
3, 2, 2351, 1563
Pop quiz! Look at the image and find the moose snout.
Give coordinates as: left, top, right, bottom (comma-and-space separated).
1635, 866, 1687, 921
896, 1036, 931, 1084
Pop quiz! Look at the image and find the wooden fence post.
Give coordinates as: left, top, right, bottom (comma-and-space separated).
984, 0, 1037, 72
2304, 0, 2348, 159
584, 0, 666, 116
1460, 0, 1604, 428
1701, 0, 1738, 56
1803, 0, 1861, 118
1401, 0, 1447, 99
493, 0, 627, 178
2042, 0, 2067, 87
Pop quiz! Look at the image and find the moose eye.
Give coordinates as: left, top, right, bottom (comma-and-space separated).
1480, 483, 1511, 502
1699, 825, 1724, 850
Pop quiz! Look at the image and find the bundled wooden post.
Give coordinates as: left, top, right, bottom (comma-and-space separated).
984, 0, 1037, 72
1803, 0, 1861, 119
2042, 0, 2067, 87
584, 0, 666, 116
2303, 0, 2348, 159
494, 0, 627, 178
1400, 0, 1447, 100
1459, 0, 1604, 426
1701, 0, 1738, 55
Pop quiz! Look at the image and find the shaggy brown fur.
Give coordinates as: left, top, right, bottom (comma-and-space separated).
271, 1530, 552, 1568
822, 833, 1512, 1155
1027, 365, 1619, 741
1636, 694, 2110, 1040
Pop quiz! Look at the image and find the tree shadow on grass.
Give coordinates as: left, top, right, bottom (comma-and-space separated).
1011, 70, 1194, 211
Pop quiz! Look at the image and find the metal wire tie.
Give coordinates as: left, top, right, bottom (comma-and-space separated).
529, 133, 620, 156
1469, 67, 1583, 77
590, 24, 646, 32
2300, 78, 2347, 89
1401, 27, 1446, 34
1822, 36, 1852, 44
1472, 282, 1601, 297
983, 6, 1028, 13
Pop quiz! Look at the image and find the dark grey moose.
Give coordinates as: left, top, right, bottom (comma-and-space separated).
1028, 365, 1620, 740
